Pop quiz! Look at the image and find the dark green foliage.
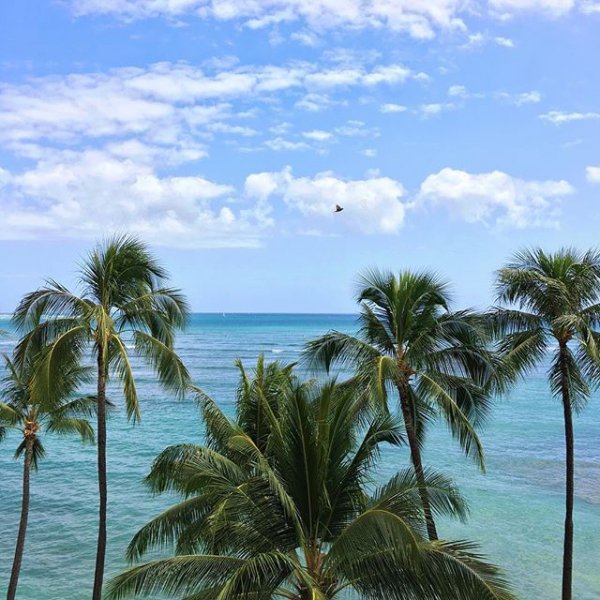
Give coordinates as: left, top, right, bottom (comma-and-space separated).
107, 357, 515, 600
12, 234, 190, 599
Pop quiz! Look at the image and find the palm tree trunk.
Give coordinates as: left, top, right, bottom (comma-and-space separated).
397, 383, 438, 541
559, 344, 574, 600
7, 437, 33, 600
92, 346, 107, 600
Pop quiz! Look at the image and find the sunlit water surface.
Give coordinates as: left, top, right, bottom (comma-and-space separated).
0, 314, 598, 599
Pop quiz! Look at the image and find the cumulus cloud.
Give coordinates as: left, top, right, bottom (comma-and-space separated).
447, 84, 471, 98
494, 36, 515, 47
460, 32, 515, 49
244, 167, 408, 234
447, 86, 540, 106
488, 0, 576, 17
497, 90, 542, 105
0, 57, 430, 246
0, 60, 421, 151
334, 120, 379, 137
66, 0, 597, 39
302, 130, 333, 141
294, 93, 339, 112
586, 166, 600, 183
418, 167, 574, 228
539, 111, 600, 124
68, 0, 469, 39
419, 102, 456, 116
380, 103, 408, 113
0, 158, 578, 245
265, 138, 310, 151
581, 1, 600, 12
0, 149, 272, 247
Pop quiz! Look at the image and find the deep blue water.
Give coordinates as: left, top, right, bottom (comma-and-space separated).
0, 313, 598, 599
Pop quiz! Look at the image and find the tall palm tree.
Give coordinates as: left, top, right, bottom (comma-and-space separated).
303, 269, 494, 541
107, 359, 515, 600
0, 344, 95, 600
491, 248, 600, 600
12, 235, 190, 600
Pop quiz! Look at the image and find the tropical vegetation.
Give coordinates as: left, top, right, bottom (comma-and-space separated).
11, 235, 190, 600
1, 242, 597, 599
107, 356, 516, 600
490, 248, 600, 600
0, 341, 96, 600
304, 269, 494, 541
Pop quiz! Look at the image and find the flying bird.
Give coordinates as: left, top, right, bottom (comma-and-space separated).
334, 204, 344, 213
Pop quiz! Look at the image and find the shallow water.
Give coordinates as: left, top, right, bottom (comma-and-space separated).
0, 314, 599, 599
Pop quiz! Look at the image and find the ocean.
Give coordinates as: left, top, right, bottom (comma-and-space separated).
0, 313, 598, 599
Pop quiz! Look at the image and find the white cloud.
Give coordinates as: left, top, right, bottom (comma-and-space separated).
0, 60, 419, 151
494, 36, 515, 47
67, 0, 598, 37
448, 84, 469, 98
68, 0, 469, 39
514, 90, 542, 104
419, 102, 456, 116
207, 123, 259, 136
462, 32, 517, 50
419, 167, 574, 228
334, 120, 379, 137
294, 93, 337, 112
2, 157, 578, 244
265, 137, 310, 151
363, 148, 378, 157
540, 111, 600, 124
489, 0, 576, 17
0, 149, 272, 247
380, 103, 408, 113
462, 32, 486, 48
362, 65, 413, 86
581, 1, 600, 12
322, 48, 382, 66
446, 85, 486, 100
497, 90, 542, 105
586, 166, 600, 183
245, 167, 407, 234
302, 130, 333, 141
290, 30, 321, 46
269, 122, 292, 135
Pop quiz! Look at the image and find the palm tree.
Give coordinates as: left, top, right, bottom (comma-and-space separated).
0, 344, 95, 600
303, 269, 494, 541
491, 248, 600, 600
12, 235, 190, 600
107, 359, 515, 600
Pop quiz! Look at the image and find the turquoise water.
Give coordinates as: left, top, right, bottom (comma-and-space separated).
0, 313, 599, 599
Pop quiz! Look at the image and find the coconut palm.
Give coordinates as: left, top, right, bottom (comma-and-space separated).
491, 248, 600, 600
0, 343, 95, 600
303, 269, 494, 541
12, 235, 190, 600
106, 359, 515, 600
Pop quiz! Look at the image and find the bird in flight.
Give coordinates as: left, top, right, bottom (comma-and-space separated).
334, 204, 344, 213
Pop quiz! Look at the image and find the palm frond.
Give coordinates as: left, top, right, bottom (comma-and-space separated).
133, 331, 190, 398
106, 555, 246, 599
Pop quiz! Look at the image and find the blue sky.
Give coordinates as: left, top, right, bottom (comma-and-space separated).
0, 0, 599, 312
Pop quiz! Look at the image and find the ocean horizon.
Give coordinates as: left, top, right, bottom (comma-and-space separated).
1, 313, 599, 599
